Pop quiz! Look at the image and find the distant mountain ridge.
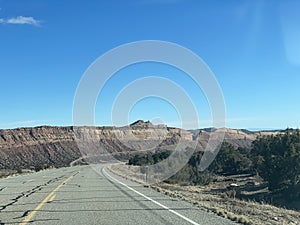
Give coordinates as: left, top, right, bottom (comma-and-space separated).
0, 120, 287, 171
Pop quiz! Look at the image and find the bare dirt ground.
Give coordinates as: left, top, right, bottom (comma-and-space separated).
109, 163, 300, 225
0, 169, 34, 178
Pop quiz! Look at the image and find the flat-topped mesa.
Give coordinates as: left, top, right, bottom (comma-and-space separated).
0, 123, 284, 171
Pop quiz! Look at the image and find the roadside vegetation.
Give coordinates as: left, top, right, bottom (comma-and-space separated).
128, 129, 300, 210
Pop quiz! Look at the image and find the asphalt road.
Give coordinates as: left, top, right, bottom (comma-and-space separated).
0, 165, 237, 225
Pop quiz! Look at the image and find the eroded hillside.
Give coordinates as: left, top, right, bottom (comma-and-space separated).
0, 121, 282, 170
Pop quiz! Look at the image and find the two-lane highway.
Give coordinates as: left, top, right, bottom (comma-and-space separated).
0, 165, 237, 224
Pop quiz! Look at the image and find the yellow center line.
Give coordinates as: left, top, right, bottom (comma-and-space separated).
20, 172, 78, 225
48, 194, 56, 203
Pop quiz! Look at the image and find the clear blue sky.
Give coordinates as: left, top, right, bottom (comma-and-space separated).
0, 0, 299, 130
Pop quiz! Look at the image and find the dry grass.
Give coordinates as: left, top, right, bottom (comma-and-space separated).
109, 163, 300, 225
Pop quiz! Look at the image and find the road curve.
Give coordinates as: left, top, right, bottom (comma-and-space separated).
0, 165, 237, 225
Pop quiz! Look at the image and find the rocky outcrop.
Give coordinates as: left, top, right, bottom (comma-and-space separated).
0, 126, 79, 170
0, 121, 283, 170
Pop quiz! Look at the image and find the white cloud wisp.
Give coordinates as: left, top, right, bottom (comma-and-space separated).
0, 16, 41, 26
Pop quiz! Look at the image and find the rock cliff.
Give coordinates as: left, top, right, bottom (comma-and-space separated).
0, 121, 282, 170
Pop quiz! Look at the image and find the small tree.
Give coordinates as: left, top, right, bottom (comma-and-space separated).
252, 129, 300, 192
209, 142, 252, 175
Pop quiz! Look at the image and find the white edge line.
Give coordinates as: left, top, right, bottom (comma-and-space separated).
102, 167, 200, 225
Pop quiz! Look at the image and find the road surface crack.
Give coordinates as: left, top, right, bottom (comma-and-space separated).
0, 187, 6, 192
0, 175, 64, 212
13, 210, 30, 219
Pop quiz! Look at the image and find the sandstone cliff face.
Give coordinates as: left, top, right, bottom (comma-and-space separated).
0, 123, 194, 170
0, 121, 281, 170
0, 126, 79, 170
